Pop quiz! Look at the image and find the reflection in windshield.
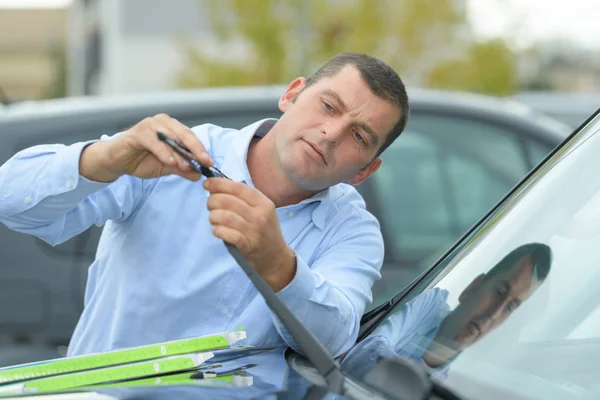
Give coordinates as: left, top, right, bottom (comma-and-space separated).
341, 243, 552, 380
343, 114, 600, 399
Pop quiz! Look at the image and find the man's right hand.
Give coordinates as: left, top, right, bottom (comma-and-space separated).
79, 114, 212, 183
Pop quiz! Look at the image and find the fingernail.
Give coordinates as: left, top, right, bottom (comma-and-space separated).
203, 179, 209, 189
168, 156, 175, 163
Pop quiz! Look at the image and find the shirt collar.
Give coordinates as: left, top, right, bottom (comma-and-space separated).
219, 118, 276, 185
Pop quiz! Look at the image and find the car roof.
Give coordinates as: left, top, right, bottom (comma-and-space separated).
512, 91, 600, 127
0, 85, 571, 141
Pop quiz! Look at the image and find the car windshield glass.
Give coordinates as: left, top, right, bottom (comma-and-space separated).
342, 111, 600, 400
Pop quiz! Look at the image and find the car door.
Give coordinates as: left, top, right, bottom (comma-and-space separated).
359, 111, 558, 308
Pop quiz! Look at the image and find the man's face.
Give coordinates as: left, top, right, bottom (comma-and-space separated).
433, 254, 541, 354
273, 66, 401, 191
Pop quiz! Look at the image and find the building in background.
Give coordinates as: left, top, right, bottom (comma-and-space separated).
67, 0, 243, 96
0, 8, 67, 102
67, 0, 470, 96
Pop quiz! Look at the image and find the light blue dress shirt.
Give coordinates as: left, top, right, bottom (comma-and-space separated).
340, 288, 450, 380
0, 119, 384, 358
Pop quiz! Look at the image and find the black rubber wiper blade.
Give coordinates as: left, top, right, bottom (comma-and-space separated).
225, 243, 465, 400
224, 243, 346, 394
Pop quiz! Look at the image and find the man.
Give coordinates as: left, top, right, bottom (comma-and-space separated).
0, 53, 409, 358
341, 243, 552, 378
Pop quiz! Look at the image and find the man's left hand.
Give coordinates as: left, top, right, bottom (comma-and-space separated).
204, 178, 296, 291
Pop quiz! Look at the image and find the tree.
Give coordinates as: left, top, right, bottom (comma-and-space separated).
176, 0, 518, 95
426, 38, 518, 95
43, 45, 68, 99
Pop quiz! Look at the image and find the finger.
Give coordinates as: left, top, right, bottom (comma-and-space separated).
161, 165, 202, 181
211, 224, 247, 249
137, 126, 178, 167
209, 209, 249, 232
139, 125, 199, 179
154, 114, 213, 167
207, 193, 252, 216
203, 178, 267, 207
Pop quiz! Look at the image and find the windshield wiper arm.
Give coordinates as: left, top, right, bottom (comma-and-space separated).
224, 243, 345, 394
225, 243, 464, 399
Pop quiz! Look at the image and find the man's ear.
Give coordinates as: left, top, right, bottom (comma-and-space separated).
348, 157, 382, 185
279, 77, 306, 112
458, 273, 486, 303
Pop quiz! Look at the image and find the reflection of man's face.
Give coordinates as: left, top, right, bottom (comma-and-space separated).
424, 254, 542, 367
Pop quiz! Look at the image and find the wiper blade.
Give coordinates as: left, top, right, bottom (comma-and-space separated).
224, 243, 345, 394
225, 243, 467, 400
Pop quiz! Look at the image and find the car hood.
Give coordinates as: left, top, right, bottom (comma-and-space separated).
15, 347, 359, 400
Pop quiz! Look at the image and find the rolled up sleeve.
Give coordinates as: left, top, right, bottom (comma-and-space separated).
271, 210, 384, 357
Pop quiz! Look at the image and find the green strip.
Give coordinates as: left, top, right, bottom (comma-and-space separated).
22, 355, 203, 393
0, 335, 230, 384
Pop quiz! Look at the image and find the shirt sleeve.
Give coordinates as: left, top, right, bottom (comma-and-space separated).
0, 136, 153, 246
270, 210, 384, 358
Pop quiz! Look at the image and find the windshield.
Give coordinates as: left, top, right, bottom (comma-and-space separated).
342, 111, 600, 399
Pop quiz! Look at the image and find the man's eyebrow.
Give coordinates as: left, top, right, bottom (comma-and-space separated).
323, 89, 348, 112
322, 89, 380, 146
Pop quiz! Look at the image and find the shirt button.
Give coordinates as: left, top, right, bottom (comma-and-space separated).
221, 307, 228, 314
24, 196, 31, 203
66, 179, 74, 189
287, 211, 295, 218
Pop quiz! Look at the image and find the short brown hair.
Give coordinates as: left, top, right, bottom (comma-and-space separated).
304, 52, 410, 157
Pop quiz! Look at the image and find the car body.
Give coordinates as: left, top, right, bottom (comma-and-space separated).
4, 106, 599, 400
0, 86, 570, 367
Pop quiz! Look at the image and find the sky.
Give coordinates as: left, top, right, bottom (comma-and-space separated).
0, 0, 71, 7
469, 0, 600, 49
0, 0, 599, 49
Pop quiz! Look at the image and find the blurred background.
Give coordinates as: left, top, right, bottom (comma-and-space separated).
0, 0, 600, 367
0, 0, 599, 124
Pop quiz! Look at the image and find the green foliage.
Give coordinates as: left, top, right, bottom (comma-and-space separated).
426, 39, 518, 95
43, 46, 68, 99
176, 0, 518, 95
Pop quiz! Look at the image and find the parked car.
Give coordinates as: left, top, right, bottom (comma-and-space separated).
5, 106, 599, 400
512, 91, 600, 128
0, 86, 570, 367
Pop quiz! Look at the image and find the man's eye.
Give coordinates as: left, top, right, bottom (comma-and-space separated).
504, 300, 519, 314
322, 102, 334, 112
354, 131, 366, 144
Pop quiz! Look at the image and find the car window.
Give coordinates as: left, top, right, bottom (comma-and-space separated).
369, 131, 453, 266
368, 113, 537, 274
344, 113, 600, 400
445, 152, 516, 231
525, 138, 555, 168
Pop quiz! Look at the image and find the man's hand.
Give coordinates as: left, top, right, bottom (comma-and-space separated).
204, 178, 297, 292
79, 114, 212, 183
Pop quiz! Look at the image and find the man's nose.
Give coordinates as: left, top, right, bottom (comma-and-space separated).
480, 300, 507, 330
322, 121, 346, 146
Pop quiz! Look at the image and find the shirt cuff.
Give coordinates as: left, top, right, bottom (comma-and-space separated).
276, 252, 317, 309
47, 140, 112, 199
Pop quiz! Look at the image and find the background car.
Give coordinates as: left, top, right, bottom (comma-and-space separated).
512, 91, 600, 128
0, 86, 570, 366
